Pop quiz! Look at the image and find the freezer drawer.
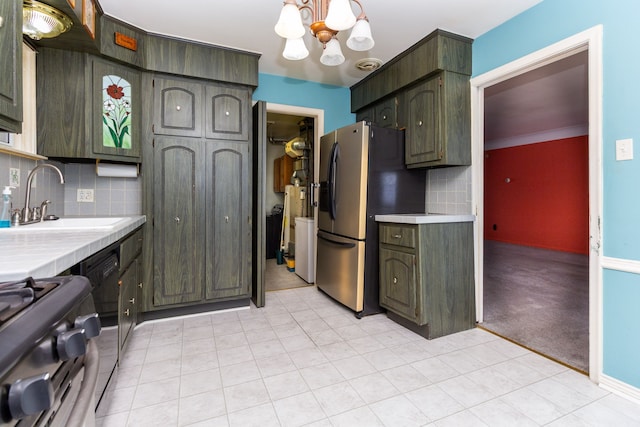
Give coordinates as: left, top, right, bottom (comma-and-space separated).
316, 230, 365, 312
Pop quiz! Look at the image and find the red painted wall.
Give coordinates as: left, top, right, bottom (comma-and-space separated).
484, 136, 589, 254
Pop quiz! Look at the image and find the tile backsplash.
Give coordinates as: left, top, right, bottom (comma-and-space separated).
0, 152, 141, 218
426, 165, 473, 215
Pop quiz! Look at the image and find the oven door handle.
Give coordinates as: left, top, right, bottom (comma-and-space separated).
66, 339, 99, 426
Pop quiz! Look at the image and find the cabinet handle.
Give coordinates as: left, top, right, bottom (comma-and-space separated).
393, 234, 402, 239
118, 280, 123, 287
129, 298, 135, 304
124, 309, 130, 316
176, 105, 181, 111
418, 120, 423, 127
138, 282, 143, 289
0, 16, 3, 28
393, 277, 398, 284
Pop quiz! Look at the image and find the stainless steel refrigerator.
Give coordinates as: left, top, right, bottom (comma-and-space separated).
316, 121, 427, 317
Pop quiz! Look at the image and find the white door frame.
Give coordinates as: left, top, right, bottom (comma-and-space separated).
470, 25, 603, 382
265, 103, 324, 283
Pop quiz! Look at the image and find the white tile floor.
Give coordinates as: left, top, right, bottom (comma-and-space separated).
96, 286, 640, 426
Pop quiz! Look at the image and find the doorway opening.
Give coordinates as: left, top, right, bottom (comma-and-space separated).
262, 104, 324, 292
471, 26, 603, 380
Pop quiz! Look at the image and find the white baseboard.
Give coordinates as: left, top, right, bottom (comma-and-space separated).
599, 374, 640, 404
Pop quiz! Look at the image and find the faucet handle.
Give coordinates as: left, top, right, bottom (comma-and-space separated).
40, 200, 51, 222
32, 206, 41, 222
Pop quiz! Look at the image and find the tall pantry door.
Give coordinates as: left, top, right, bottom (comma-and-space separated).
153, 137, 206, 306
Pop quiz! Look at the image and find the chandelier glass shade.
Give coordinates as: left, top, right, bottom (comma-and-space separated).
23, 0, 73, 40
274, 0, 374, 66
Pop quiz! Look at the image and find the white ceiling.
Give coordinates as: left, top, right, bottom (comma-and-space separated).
99, 0, 542, 87
484, 50, 589, 149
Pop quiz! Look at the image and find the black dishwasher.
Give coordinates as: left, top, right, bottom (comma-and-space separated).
71, 241, 120, 327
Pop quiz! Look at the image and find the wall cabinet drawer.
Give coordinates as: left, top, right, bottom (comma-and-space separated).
380, 224, 416, 249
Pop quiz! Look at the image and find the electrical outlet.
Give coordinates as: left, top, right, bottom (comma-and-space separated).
77, 189, 95, 203
9, 168, 19, 187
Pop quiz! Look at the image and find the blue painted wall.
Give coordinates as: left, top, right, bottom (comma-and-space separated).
253, 73, 355, 133
474, 1, 640, 388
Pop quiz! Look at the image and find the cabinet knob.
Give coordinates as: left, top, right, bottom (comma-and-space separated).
393, 234, 402, 239
138, 282, 143, 288
176, 105, 181, 111
225, 111, 230, 116
382, 115, 387, 120
225, 216, 230, 223
174, 216, 180, 223
393, 277, 398, 284
124, 309, 130, 316
118, 280, 123, 287
129, 298, 135, 304
418, 120, 423, 127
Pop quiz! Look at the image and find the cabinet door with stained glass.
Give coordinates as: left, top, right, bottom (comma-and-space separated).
92, 58, 141, 160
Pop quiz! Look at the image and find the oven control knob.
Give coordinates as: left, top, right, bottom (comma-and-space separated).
75, 313, 102, 339
8, 373, 54, 419
56, 329, 87, 361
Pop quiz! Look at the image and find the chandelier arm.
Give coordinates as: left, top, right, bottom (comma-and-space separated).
350, 0, 368, 20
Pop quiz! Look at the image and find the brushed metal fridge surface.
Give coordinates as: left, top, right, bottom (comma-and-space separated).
316, 230, 365, 312
316, 122, 427, 316
318, 121, 369, 240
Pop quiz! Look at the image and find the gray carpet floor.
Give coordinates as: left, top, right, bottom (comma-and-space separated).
481, 241, 589, 373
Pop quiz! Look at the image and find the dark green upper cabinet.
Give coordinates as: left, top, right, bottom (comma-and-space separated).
0, 0, 22, 133
351, 29, 472, 169
92, 57, 141, 159
153, 77, 204, 138
399, 71, 471, 168
37, 49, 141, 162
205, 84, 250, 141
402, 76, 441, 165
154, 76, 250, 141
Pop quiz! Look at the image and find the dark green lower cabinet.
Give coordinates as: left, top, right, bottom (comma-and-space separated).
379, 221, 475, 339
153, 136, 249, 307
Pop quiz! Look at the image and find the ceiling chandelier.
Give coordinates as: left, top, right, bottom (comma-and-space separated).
23, 0, 73, 40
274, 0, 374, 66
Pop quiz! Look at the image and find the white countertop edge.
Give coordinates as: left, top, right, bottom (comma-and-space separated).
0, 216, 146, 282
375, 214, 476, 224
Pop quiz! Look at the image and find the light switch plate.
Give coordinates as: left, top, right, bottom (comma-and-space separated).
616, 138, 634, 161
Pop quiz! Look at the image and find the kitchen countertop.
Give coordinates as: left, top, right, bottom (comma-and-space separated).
0, 215, 146, 282
375, 213, 476, 224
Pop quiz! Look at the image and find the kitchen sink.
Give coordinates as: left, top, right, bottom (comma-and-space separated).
1, 217, 128, 232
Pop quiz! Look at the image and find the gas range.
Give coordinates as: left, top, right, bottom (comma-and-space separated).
0, 276, 101, 426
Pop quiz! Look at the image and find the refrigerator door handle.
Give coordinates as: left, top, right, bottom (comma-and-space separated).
317, 232, 356, 248
328, 141, 339, 220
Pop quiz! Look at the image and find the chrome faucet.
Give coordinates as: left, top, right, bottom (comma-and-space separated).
22, 164, 65, 224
